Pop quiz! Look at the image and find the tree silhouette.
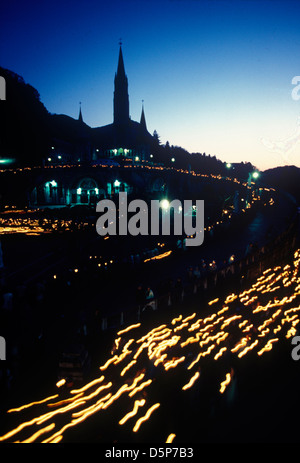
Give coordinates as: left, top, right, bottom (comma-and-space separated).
0, 66, 51, 167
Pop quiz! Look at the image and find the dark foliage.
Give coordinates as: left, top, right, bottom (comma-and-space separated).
0, 66, 51, 167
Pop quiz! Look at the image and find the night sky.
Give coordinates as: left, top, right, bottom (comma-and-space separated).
1, 0, 300, 171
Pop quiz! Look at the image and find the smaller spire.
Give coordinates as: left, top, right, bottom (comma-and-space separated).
78, 101, 83, 123
140, 100, 147, 131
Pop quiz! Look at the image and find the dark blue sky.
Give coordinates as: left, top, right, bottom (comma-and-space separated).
1, 0, 300, 170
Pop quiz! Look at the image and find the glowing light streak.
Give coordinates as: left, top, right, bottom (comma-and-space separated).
244, 296, 258, 305
203, 313, 217, 323
180, 334, 201, 348
166, 433, 176, 443
238, 320, 248, 329
71, 393, 112, 418
188, 319, 202, 332
113, 350, 133, 365
102, 384, 130, 409
237, 340, 259, 358
117, 323, 141, 336
220, 373, 231, 394
214, 347, 227, 360
128, 379, 152, 397
0, 418, 40, 442
200, 323, 215, 333
224, 294, 238, 304
36, 399, 87, 425
217, 306, 229, 315
47, 393, 84, 407
122, 339, 135, 352
119, 399, 146, 425
242, 323, 253, 333
100, 356, 119, 370
164, 356, 185, 371
144, 250, 172, 262
257, 338, 279, 356
132, 403, 160, 432
171, 315, 183, 325
286, 327, 297, 338
154, 353, 168, 366
121, 360, 137, 376
220, 315, 242, 329
258, 328, 270, 337
182, 371, 200, 390
7, 394, 59, 413
56, 379, 66, 388
216, 332, 229, 345
18, 423, 56, 443
137, 324, 167, 342
174, 322, 189, 332
231, 338, 248, 353
70, 376, 105, 394
182, 313, 196, 323
208, 298, 219, 306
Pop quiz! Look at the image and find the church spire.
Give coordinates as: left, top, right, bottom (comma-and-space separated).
117, 41, 126, 77
78, 102, 83, 123
140, 100, 147, 131
114, 41, 130, 125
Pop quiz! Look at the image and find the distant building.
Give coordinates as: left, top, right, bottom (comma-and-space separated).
48, 44, 154, 167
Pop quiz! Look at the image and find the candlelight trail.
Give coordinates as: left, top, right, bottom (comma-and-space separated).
1, 249, 300, 443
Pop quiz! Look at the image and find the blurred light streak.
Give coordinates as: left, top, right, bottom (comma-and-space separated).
182, 371, 200, 390
119, 399, 146, 425
132, 403, 160, 432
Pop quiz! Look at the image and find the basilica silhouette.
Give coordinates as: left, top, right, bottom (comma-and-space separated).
49, 44, 155, 166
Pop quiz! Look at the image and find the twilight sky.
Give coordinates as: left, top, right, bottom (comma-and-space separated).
1, 0, 300, 171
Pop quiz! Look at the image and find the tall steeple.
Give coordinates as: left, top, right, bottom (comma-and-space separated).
140, 100, 147, 131
113, 41, 130, 125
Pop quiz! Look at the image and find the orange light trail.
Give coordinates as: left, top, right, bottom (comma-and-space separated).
1, 247, 300, 443
132, 403, 160, 432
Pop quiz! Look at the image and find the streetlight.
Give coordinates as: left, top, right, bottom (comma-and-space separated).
248, 171, 259, 186
161, 199, 170, 210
